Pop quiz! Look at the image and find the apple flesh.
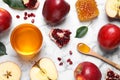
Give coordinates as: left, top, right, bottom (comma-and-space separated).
98, 23, 120, 50
0, 8, 12, 32
74, 62, 102, 80
0, 61, 21, 80
42, 0, 70, 25
105, 0, 120, 18
30, 58, 58, 80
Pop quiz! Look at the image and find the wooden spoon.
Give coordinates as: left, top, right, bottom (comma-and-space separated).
77, 43, 120, 70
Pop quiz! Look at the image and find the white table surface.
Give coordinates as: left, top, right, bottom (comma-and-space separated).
0, 0, 120, 80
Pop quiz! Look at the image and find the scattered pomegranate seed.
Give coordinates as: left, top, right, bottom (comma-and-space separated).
57, 51, 73, 66
59, 62, 63, 66
67, 58, 71, 62
69, 61, 73, 65
31, 19, 35, 23
24, 16, 27, 20
57, 57, 62, 61
67, 58, 73, 65
33, 14, 35, 17
16, 12, 36, 23
28, 14, 31, 17
24, 12, 28, 16
31, 13, 35, 17
16, 15, 20, 19
69, 50, 73, 55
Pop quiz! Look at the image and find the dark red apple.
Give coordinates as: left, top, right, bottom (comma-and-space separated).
0, 8, 12, 32
74, 62, 102, 80
42, 0, 70, 25
98, 23, 120, 50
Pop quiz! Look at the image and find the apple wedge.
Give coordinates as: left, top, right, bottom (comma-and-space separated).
0, 61, 21, 80
106, 0, 120, 18
30, 58, 58, 80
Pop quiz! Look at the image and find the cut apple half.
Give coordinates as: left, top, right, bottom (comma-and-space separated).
0, 61, 21, 80
106, 0, 120, 18
30, 58, 58, 80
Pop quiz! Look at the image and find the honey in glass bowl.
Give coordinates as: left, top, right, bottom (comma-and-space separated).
10, 23, 43, 60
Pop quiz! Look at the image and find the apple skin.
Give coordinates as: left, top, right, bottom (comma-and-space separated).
74, 62, 102, 80
98, 23, 120, 50
42, 0, 70, 25
0, 8, 12, 32
76, 74, 86, 80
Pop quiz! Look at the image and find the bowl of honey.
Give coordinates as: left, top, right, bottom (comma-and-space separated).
10, 23, 43, 60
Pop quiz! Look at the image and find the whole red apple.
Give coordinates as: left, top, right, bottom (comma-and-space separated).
0, 8, 12, 32
42, 0, 70, 25
74, 62, 102, 80
98, 23, 120, 50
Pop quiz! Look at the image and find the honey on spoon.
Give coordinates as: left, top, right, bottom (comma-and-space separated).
77, 43, 120, 70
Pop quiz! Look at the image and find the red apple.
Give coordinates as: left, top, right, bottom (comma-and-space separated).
98, 23, 120, 50
42, 0, 70, 25
76, 74, 86, 80
0, 8, 12, 32
74, 62, 102, 80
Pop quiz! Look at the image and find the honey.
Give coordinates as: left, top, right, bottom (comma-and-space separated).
10, 23, 43, 60
75, 0, 99, 21
77, 43, 90, 53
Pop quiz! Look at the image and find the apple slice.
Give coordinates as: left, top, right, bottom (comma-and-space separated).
0, 61, 21, 80
105, 0, 119, 18
30, 58, 58, 80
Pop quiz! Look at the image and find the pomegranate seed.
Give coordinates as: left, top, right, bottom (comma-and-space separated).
24, 12, 27, 16
66, 58, 73, 65
69, 61, 73, 65
31, 13, 36, 17
59, 62, 63, 66
33, 14, 35, 17
69, 50, 73, 55
24, 16, 27, 20
31, 19, 35, 23
67, 58, 71, 62
115, 74, 119, 78
16, 15, 20, 19
57, 57, 62, 61
28, 14, 31, 17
